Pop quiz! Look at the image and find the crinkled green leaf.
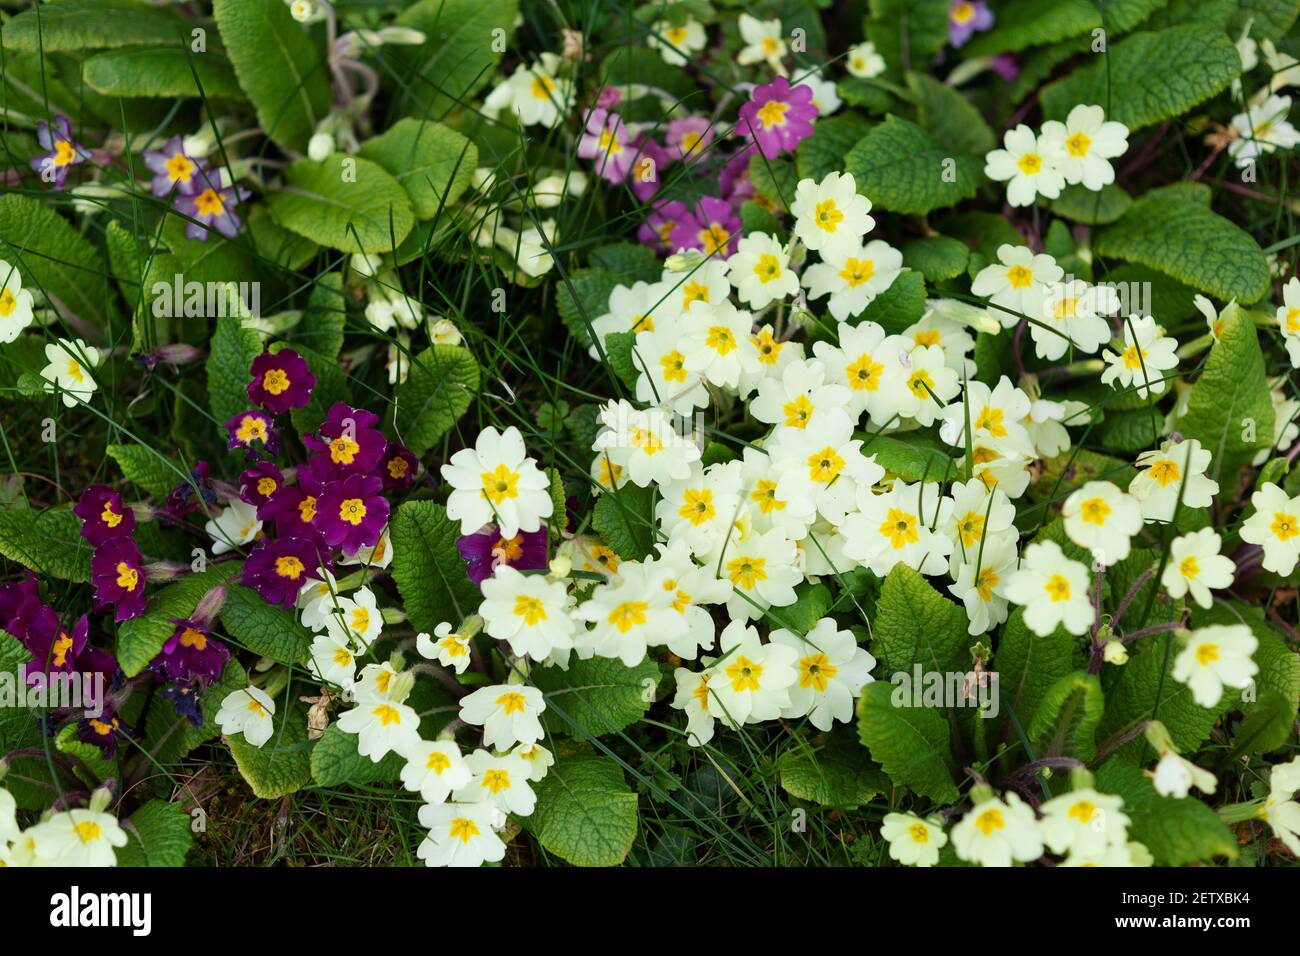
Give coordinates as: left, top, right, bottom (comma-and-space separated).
0, 505, 91, 583
524, 748, 638, 866
268, 155, 414, 254
310, 722, 404, 787
908, 72, 994, 156
394, 0, 520, 118
226, 703, 313, 799
1050, 183, 1133, 225
359, 118, 478, 220
592, 484, 656, 561
994, 608, 1078, 726
389, 501, 481, 635
2, 0, 187, 52
901, 236, 970, 282
394, 344, 479, 456
107, 443, 184, 498
1028, 670, 1104, 761
117, 564, 242, 677
289, 272, 347, 360
83, 47, 244, 100
1096, 759, 1237, 865
117, 799, 193, 867
796, 114, 873, 182
844, 116, 981, 215
871, 565, 972, 675
205, 314, 261, 431
0, 194, 114, 328
856, 680, 958, 803
779, 728, 888, 810
219, 583, 314, 665
534, 657, 660, 737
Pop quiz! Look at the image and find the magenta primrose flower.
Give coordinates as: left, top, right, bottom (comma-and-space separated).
629, 136, 671, 202
30, 114, 88, 189
242, 535, 324, 609
247, 348, 316, 414
457, 525, 548, 587
143, 135, 208, 197
91, 536, 148, 622
303, 402, 388, 482
74, 484, 136, 547
317, 474, 389, 556
262, 484, 325, 544
579, 108, 637, 183
948, 0, 994, 47
638, 199, 690, 253
667, 116, 716, 162
154, 618, 231, 683
737, 77, 818, 160
239, 461, 284, 509
225, 409, 280, 458
379, 443, 420, 492
177, 167, 250, 241
670, 196, 741, 257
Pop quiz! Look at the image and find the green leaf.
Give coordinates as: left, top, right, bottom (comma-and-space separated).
1028, 670, 1104, 761
856, 681, 958, 802
901, 236, 970, 282
1176, 303, 1274, 483
0, 505, 91, 582
117, 800, 193, 867
107, 443, 183, 498
962, 0, 1101, 56
603, 331, 642, 392
394, 0, 520, 118
389, 501, 481, 635
1041, 26, 1242, 131
589, 243, 662, 283
213, 0, 331, 153
1, 0, 187, 52
1232, 0, 1300, 39
1050, 183, 1133, 225
748, 154, 797, 210
205, 315, 261, 431
844, 116, 981, 215
394, 344, 479, 456
0, 633, 36, 753
856, 269, 928, 332
358, 118, 477, 221
864, 435, 957, 485
778, 728, 888, 809
1094, 188, 1271, 303
116, 564, 242, 677
219, 583, 313, 665
245, 205, 318, 271
310, 722, 404, 787
227, 703, 313, 799
871, 565, 972, 675
290, 273, 346, 360
796, 114, 873, 182
764, 581, 832, 635
908, 72, 995, 156
1095, 759, 1237, 865
144, 657, 247, 765
556, 268, 617, 347
534, 657, 660, 737
268, 155, 415, 254
524, 748, 638, 866
863, 0, 949, 76
994, 608, 1078, 726
0, 194, 114, 328
592, 484, 656, 561
83, 47, 244, 99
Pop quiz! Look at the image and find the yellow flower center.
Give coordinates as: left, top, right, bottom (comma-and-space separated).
166, 151, 195, 183
195, 187, 225, 217
481, 463, 521, 504
807, 446, 845, 483
1006, 265, 1033, 289
608, 600, 649, 633
975, 808, 1005, 836
753, 253, 782, 283
660, 349, 687, 383
275, 555, 305, 579
1068, 800, 1097, 823
513, 594, 547, 626
726, 555, 767, 589
74, 820, 102, 844
847, 353, 883, 391
262, 368, 290, 395
115, 562, 139, 591
799, 653, 838, 692
1066, 130, 1092, 158
339, 498, 367, 525
783, 394, 814, 428
975, 406, 1006, 437
756, 99, 789, 128
707, 325, 737, 354
179, 627, 207, 650
496, 691, 527, 715
1017, 153, 1042, 175
813, 199, 843, 232
1045, 574, 1071, 602
1271, 512, 1299, 541
725, 654, 764, 692
679, 488, 715, 526
1080, 497, 1111, 525
839, 257, 875, 288
1195, 642, 1219, 666
1179, 555, 1200, 580
449, 817, 480, 842
330, 435, 360, 464
880, 508, 919, 549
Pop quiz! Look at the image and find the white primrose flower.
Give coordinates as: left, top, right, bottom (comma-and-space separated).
337, 698, 422, 762
592, 399, 702, 487
1061, 480, 1143, 567
656, 461, 743, 559
743, 324, 805, 394
1262, 757, 1300, 855
1277, 276, 1300, 366
479, 564, 576, 663
970, 246, 1063, 329
1239, 482, 1300, 576
204, 499, 262, 556
482, 52, 572, 129
842, 480, 954, 578
589, 280, 672, 359
903, 311, 976, 376
770, 617, 875, 731
881, 813, 947, 867
1171, 624, 1258, 709
322, 586, 384, 651
574, 558, 686, 666
811, 320, 900, 425
459, 684, 546, 750
1228, 94, 1300, 167
1152, 750, 1217, 798
768, 408, 886, 525
679, 299, 763, 391
943, 478, 1018, 562
795, 69, 841, 117
948, 529, 1019, 636
401, 740, 472, 805
886, 340, 961, 427
1038, 788, 1130, 860
661, 260, 731, 314
736, 14, 786, 67
648, 18, 707, 66
1128, 438, 1219, 523
643, 540, 731, 659
937, 377, 1035, 458
632, 316, 711, 415
1162, 529, 1236, 609
459, 750, 537, 816
801, 239, 903, 321
1038, 104, 1129, 191
790, 172, 875, 257
40, 337, 101, 407
718, 527, 803, 621
416, 802, 507, 868
738, 444, 817, 540
0, 259, 35, 343
844, 41, 885, 78
216, 686, 277, 748
417, 622, 473, 674
1034, 279, 1118, 360
307, 630, 358, 688
0, 786, 17, 845
512, 742, 555, 783
951, 791, 1044, 867
28, 798, 128, 867
707, 620, 799, 728
442, 426, 554, 539
1024, 396, 1088, 458
749, 357, 852, 436
351, 661, 408, 704
1004, 540, 1095, 636
984, 124, 1065, 206
1100, 315, 1179, 399
671, 665, 719, 746
726, 233, 799, 310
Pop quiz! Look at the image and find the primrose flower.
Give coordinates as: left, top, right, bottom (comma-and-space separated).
482, 52, 571, 129
738, 76, 818, 160
303, 402, 388, 482
417, 801, 506, 868
736, 14, 786, 68
1061, 480, 1143, 566
176, 168, 249, 240
246, 348, 316, 414
578, 108, 636, 182
948, 1, 994, 47
74, 484, 136, 546
416, 622, 473, 673
338, 698, 422, 762
1128, 438, 1219, 523
143, 135, 208, 197
802, 240, 903, 321
1039, 104, 1129, 191
458, 524, 548, 586
306, 630, 357, 687
442, 426, 554, 539
1003, 540, 1094, 636
575, 559, 686, 666
90, 537, 147, 622
28, 801, 127, 867
790, 172, 875, 257
1239, 482, 1300, 576
971, 245, 1064, 327
1277, 276, 1300, 366
30, 114, 89, 189
592, 399, 701, 487
1038, 788, 1130, 860
667, 117, 715, 162
1171, 624, 1258, 708
952, 791, 1043, 867
1228, 94, 1299, 167
459, 684, 546, 750
205, 499, 263, 556
401, 741, 472, 805
843, 479, 953, 578
670, 196, 740, 258
770, 617, 875, 731
649, 18, 707, 66
242, 536, 324, 609
1100, 315, 1179, 399
1262, 757, 1300, 854
881, 813, 947, 867
0, 259, 35, 343
707, 620, 799, 728
224, 409, 280, 457
726, 233, 799, 310
461, 750, 537, 816
317, 474, 389, 556
479, 564, 576, 662
155, 618, 231, 683
984, 124, 1064, 206
216, 686, 276, 747
40, 337, 100, 407
844, 41, 885, 78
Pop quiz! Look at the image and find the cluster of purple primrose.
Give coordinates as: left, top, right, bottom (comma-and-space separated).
0, 570, 125, 758
143, 135, 250, 241
228, 348, 421, 609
